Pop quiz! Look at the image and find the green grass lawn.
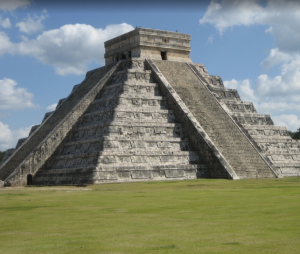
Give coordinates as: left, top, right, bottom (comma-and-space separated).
0, 177, 300, 254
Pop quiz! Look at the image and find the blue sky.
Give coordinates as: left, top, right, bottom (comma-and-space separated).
0, 0, 300, 150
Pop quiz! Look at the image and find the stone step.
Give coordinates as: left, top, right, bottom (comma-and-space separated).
210, 87, 241, 101
70, 123, 183, 141
104, 81, 158, 89
51, 149, 198, 160
112, 69, 152, 84
79, 109, 176, 126
267, 154, 300, 164
244, 125, 291, 138
232, 113, 274, 126
45, 152, 199, 169
64, 135, 186, 145
279, 167, 300, 177
34, 164, 206, 185
58, 138, 191, 155
100, 82, 160, 98
88, 95, 168, 113
264, 149, 300, 155
45, 151, 200, 170
80, 116, 175, 126
257, 141, 300, 154
39, 163, 203, 174
221, 101, 257, 113
254, 138, 295, 143
84, 108, 172, 117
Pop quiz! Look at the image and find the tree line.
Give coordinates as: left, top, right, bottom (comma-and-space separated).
289, 128, 300, 140
0, 150, 4, 163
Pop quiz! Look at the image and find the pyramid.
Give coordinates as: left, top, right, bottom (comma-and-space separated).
0, 28, 299, 187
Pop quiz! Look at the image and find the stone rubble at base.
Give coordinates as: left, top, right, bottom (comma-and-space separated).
0, 28, 299, 186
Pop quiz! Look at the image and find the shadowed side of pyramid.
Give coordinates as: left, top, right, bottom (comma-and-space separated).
0, 63, 118, 186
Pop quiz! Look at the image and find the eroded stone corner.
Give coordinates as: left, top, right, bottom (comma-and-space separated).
3, 63, 120, 186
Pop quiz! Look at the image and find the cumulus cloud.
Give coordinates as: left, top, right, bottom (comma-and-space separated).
257, 55, 300, 100
0, 16, 11, 28
0, 23, 134, 75
0, 32, 14, 55
46, 103, 57, 111
261, 48, 294, 71
200, 0, 300, 54
0, 78, 38, 110
0, 0, 31, 11
200, 0, 263, 35
16, 13, 47, 34
272, 115, 300, 131
224, 55, 300, 130
0, 122, 31, 150
224, 79, 257, 103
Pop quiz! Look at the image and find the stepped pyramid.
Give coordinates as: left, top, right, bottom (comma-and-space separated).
0, 28, 299, 187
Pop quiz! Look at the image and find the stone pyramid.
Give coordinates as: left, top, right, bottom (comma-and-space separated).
0, 28, 299, 187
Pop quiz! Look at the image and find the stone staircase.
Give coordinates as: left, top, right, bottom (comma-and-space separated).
33, 60, 205, 185
152, 60, 277, 179
193, 63, 300, 177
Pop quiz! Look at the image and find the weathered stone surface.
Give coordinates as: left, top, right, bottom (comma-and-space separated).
105, 28, 191, 64
151, 60, 277, 179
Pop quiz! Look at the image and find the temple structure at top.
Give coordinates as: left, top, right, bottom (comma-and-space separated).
1, 28, 299, 187
104, 28, 191, 64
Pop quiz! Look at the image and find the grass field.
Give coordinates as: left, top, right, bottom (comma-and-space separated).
0, 177, 299, 254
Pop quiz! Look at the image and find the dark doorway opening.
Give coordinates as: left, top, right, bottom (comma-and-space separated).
27, 174, 33, 185
161, 51, 167, 60
121, 54, 126, 60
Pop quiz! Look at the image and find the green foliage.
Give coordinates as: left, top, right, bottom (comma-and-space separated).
0, 150, 4, 163
0, 178, 300, 254
289, 128, 300, 139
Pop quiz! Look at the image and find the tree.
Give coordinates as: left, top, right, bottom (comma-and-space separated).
0, 150, 4, 163
289, 128, 300, 140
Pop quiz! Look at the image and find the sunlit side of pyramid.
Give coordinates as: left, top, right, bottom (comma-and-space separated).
1, 28, 299, 187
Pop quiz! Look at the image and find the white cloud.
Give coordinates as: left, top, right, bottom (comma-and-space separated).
257, 55, 300, 100
0, 23, 134, 75
16, 13, 47, 34
207, 34, 214, 44
272, 114, 300, 131
0, 16, 11, 28
200, 0, 263, 35
0, 122, 31, 150
224, 78, 257, 103
0, 0, 31, 11
224, 55, 300, 130
261, 48, 293, 71
0, 78, 38, 110
0, 31, 14, 55
200, 0, 300, 54
46, 103, 57, 111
